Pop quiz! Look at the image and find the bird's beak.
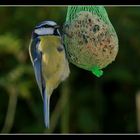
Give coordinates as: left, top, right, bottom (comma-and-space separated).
55, 25, 60, 28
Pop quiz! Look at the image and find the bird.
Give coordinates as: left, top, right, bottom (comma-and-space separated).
29, 20, 70, 128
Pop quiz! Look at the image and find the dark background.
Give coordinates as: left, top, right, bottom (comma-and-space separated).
0, 6, 139, 133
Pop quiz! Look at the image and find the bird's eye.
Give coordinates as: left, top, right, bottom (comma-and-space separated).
45, 25, 49, 27
41, 25, 48, 28
44, 24, 53, 28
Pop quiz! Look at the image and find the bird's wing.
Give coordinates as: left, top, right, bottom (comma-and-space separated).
29, 37, 45, 98
29, 37, 50, 128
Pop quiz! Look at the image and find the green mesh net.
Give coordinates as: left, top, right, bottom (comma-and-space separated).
63, 6, 119, 77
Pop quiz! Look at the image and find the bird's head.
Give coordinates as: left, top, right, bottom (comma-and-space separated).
32, 20, 60, 38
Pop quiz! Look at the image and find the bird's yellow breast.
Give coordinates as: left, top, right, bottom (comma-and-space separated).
39, 36, 69, 94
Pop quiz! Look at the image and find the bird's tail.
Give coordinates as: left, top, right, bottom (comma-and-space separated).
43, 88, 50, 128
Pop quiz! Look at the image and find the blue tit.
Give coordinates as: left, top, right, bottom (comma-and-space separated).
29, 20, 70, 128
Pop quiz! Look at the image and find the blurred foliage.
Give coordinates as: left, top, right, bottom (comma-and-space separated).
0, 6, 139, 133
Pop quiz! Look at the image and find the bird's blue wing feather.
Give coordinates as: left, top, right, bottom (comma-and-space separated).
30, 37, 50, 128
30, 37, 44, 97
